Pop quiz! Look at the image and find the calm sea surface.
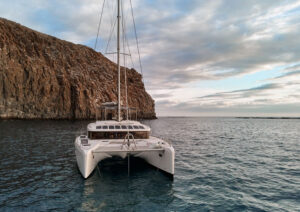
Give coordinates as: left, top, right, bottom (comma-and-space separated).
0, 117, 299, 211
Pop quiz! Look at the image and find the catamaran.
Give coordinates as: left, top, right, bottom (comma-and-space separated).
75, 0, 175, 179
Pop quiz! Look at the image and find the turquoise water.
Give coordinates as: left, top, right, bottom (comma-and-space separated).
0, 118, 299, 211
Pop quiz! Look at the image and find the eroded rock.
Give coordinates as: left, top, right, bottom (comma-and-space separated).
0, 18, 156, 119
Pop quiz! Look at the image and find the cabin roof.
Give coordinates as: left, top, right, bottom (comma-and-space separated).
87, 120, 151, 132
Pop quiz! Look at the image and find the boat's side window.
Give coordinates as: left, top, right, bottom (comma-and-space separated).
103, 126, 108, 129
88, 131, 149, 139
138, 126, 145, 129
131, 131, 149, 139
109, 125, 114, 129
128, 126, 133, 129
115, 126, 121, 129
121, 125, 127, 129
133, 125, 139, 129
96, 126, 102, 129
88, 131, 104, 139
81, 138, 89, 145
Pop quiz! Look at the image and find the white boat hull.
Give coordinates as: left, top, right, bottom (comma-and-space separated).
75, 136, 175, 178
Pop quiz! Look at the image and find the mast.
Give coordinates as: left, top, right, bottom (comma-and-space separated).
117, 0, 121, 122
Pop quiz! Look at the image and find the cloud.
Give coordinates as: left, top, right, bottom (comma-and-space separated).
137, 0, 300, 89
273, 70, 300, 80
198, 83, 282, 99
157, 102, 300, 117
151, 93, 173, 99
170, 73, 300, 115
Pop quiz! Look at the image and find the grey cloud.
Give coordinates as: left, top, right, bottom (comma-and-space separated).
284, 64, 300, 72
155, 99, 175, 106
157, 101, 300, 117
151, 93, 173, 99
198, 83, 282, 99
138, 1, 300, 89
274, 70, 300, 79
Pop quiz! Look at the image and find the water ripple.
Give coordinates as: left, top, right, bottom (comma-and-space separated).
0, 118, 300, 211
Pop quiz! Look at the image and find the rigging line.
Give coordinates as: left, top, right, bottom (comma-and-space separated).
126, 36, 135, 69
109, 0, 115, 29
122, 21, 134, 69
105, 18, 117, 54
121, 0, 134, 69
105, 0, 117, 58
122, 1, 135, 69
94, 0, 106, 51
129, 0, 143, 79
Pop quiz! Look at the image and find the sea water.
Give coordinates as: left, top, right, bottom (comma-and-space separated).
0, 118, 299, 211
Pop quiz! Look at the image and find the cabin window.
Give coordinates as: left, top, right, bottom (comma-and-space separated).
138, 126, 145, 129
128, 126, 133, 129
96, 126, 102, 129
88, 131, 149, 139
133, 126, 139, 129
121, 125, 127, 129
115, 126, 121, 129
103, 126, 108, 129
109, 126, 114, 129
81, 138, 89, 145
133, 131, 149, 139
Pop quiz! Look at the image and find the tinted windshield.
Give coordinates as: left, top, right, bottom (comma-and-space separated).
88, 131, 149, 139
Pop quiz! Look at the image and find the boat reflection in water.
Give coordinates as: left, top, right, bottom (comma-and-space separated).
78, 157, 174, 211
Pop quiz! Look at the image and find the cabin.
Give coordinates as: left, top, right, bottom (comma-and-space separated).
96, 102, 138, 121
89, 103, 150, 140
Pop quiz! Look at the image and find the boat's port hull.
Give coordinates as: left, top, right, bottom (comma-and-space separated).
75, 137, 175, 179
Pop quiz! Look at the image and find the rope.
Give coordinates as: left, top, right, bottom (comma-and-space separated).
122, 1, 135, 69
105, 0, 118, 59
126, 37, 135, 69
94, 0, 106, 51
105, 18, 117, 54
123, 19, 135, 69
129, 0, 143, 79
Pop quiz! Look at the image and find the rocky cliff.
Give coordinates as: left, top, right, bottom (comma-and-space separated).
0, 18, 156, 119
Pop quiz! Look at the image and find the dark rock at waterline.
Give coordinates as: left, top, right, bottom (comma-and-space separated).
0, 18, 156, 120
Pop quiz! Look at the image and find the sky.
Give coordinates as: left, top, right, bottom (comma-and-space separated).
1, 0, 300, 117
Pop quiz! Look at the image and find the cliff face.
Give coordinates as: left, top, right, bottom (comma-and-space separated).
0, 18, 156, 119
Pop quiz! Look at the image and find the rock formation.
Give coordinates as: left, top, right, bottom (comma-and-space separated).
0, 18, 156, 119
